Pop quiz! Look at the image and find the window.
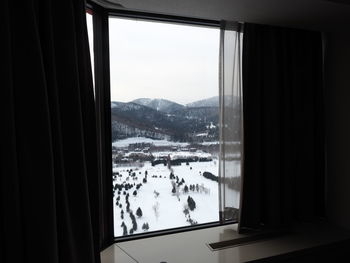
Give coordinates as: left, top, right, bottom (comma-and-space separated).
86, 10, 95, 88
110, 17, 222, 238
87, 8, 242, 241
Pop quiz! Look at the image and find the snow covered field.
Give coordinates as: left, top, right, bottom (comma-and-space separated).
113, 160, 226, 237
112, 136, 223, 148
112, 137, 190, 148
112, 136, 241, 238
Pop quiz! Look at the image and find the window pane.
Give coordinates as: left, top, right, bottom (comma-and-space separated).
219, 28, 242, 222
109, 17, 222, 238
86, 11, 95, 89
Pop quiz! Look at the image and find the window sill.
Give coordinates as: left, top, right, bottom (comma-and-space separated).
101, 222, 350, 263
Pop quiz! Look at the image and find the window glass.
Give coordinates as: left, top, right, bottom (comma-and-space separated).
86, 11, 95, 88
109, 17, 222, 237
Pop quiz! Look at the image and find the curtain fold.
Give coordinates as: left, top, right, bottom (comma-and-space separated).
239, 23, 325, 232
219, 22, 243, 223
1, 0, 100, 262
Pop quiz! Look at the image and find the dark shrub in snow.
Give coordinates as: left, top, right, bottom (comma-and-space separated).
187, 196, 196, 211
136, 207, 143, 218
188, 218, 198, 225
183, 208, 189, 216
142, 222, 149, 231
184, 185, 189, 193
122, 223, 128, 236
202, 171, 219, 182
129, 212, 137, 231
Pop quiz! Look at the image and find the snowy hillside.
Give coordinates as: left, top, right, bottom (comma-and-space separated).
110, 99, 223, 142
186, 96, 219, 108
132, 98, 185, 113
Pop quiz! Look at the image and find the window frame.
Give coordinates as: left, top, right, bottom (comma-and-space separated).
87, 1, 239, 245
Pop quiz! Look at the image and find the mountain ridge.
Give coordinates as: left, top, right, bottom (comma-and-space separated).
186, 96, 219, 108
129, 96, 220, 110
110, 96, 240, 143
131, 98, 185, 113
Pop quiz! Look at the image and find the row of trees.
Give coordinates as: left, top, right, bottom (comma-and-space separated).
120, 206, 145, 236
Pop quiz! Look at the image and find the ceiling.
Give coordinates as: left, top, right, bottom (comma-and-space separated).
95, 0, 350, 32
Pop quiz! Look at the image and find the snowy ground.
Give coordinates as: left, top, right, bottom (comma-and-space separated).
112, 137, 190, 148
112, 136, 241, 238
112, 136, 224, 148
113, 160, 227, 237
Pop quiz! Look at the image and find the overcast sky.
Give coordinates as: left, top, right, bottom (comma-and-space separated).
107, 17, 220, 105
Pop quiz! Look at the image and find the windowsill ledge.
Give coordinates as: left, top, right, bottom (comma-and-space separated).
101, 222, 350, 263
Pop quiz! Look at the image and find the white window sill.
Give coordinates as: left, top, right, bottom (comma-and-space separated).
101, 222, 350, 263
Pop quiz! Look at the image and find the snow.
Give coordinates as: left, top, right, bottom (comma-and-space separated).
196, 132, 209, 137
112, 137, 190, 147
111, 136, 241, 237
112, 136, 226, 148
206, 122, 216, 129
200, 141, 241, 146
201, 141, 220, 145
152, 151, 212, 160
112, 160, 240, 237
124, 152, 151, 158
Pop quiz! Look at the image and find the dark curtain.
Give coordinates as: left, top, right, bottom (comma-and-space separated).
240, 23, 325, 231
1, 0, 100, 262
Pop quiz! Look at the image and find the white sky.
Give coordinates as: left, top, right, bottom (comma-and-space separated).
108, 17, 220, 105
86, 13, 95, 87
